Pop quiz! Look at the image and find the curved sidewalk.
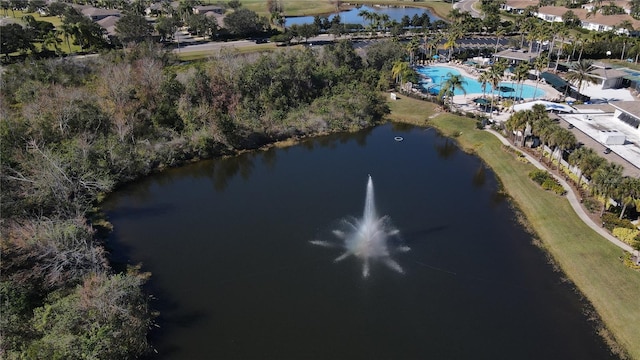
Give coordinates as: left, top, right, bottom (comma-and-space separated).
486, 129, 636, 254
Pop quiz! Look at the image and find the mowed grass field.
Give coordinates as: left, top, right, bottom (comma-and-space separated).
175, 43, 277, 60
4, 10, 83, 54
227, 0, 453, 18
386, 95, 640, 359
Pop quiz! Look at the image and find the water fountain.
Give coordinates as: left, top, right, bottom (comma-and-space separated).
311, 175, 410, 277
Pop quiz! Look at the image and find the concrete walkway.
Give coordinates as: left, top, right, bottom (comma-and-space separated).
485, 129, 637, 255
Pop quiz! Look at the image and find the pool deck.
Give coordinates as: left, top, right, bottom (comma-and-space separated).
419, 62, 562, 122
421, 63, 640, 176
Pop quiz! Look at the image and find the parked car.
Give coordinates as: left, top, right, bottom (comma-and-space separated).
604, 148, 612, 154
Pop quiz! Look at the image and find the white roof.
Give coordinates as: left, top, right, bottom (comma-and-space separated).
513, 100, 576, 113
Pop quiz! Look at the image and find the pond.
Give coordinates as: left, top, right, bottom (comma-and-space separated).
103, 124, 615, 360
285, 5, 440, 27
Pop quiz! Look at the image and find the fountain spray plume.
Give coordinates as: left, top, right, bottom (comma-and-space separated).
312, 175, 409, 278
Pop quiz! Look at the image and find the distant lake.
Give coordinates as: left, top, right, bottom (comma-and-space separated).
285, 5, 441, 27
103, 124, 615, 360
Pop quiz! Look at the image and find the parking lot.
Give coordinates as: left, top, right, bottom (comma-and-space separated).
556, 105, 640, 177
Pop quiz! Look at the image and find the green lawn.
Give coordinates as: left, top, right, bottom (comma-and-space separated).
387, 96, 640, 359
3, 10, 82, 56
6, 9, 64, 27
176, 43, 277, 61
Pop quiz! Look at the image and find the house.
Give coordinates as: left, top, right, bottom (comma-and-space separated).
535, 6, 584, 23
609, 101, 640, 132
493, 49, 539, 66
81, 7, 121, 21
588, 65, 628, 89
580, 13, 640, 35
532, 5, 640, 34
97, 15, 119, 37
202, 10, 225, 26
145, 1, 180, 16
193, 5, 224, 15
501, 0, 537, 14
583, 0, 631, 15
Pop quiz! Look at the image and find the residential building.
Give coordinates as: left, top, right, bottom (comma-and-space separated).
193, 5, 224, 15
81, 7, 121, 21
501, 0, 537, 14
583, 0, 631, 15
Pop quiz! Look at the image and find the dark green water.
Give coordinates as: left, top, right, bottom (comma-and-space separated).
103, 124, 615, 360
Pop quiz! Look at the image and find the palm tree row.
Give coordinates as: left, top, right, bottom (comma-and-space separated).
505, 105, 640, 221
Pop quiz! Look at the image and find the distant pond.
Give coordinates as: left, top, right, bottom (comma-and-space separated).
103, 124, 615, 360
285, 5, 441, 27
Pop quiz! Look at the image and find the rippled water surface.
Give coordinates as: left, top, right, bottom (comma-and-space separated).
104, 124, 614, 360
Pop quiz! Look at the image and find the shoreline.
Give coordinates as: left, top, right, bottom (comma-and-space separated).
386, 97, 640, 358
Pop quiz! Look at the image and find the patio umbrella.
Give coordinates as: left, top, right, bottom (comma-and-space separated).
498, 86, 515, 93
473, 98, 490, 105
432, 54, 439, 59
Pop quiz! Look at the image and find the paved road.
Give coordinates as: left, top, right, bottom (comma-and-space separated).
486, 129, 637, 255
454, 0, 483, 18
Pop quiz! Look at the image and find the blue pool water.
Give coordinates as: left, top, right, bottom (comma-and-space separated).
417, 66, 545, 99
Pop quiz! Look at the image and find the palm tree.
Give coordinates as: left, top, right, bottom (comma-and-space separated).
591, 162, 624, 216
43, 30, 62, 55
532, 116, 554, 159
568, 147, 602, 186
1, 1, 9, 17
424, 31, 443, 59
550, 128, 576, 168
438, 73, 466, 108
629, 38, 640, 63
443, 27, 463, 61
514, 62, 530, 101
379, 13, 390, 33
478, 71, 491, 100
60, 23, 75, 54
494, 28, 506, 55
565, 59, 599, 93
487, 62, 505, 116
406, 37, 420, 65
358, 9, 372, 35
532, 56, 547, 100
391, 60, 413, 86
552, 24, 569, 72
576, 32, 589, 62
616, 177, 640, 219
505, 110, 529, 145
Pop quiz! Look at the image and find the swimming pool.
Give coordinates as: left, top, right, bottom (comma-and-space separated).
417, 66, 546, 99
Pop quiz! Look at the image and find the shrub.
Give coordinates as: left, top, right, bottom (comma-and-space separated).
529, 170, 566, 195
602, 212, 637, 232
582, 197, 600, 213
613, 227, 640, 245
529, 169, 548, 185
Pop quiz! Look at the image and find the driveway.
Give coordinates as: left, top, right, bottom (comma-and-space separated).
454, 0, 483, 18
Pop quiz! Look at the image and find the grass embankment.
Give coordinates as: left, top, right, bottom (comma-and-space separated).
386, 95, 640, 359
175, 43, 276, 60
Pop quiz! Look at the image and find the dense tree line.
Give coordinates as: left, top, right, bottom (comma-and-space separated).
0, 40, 403, 358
